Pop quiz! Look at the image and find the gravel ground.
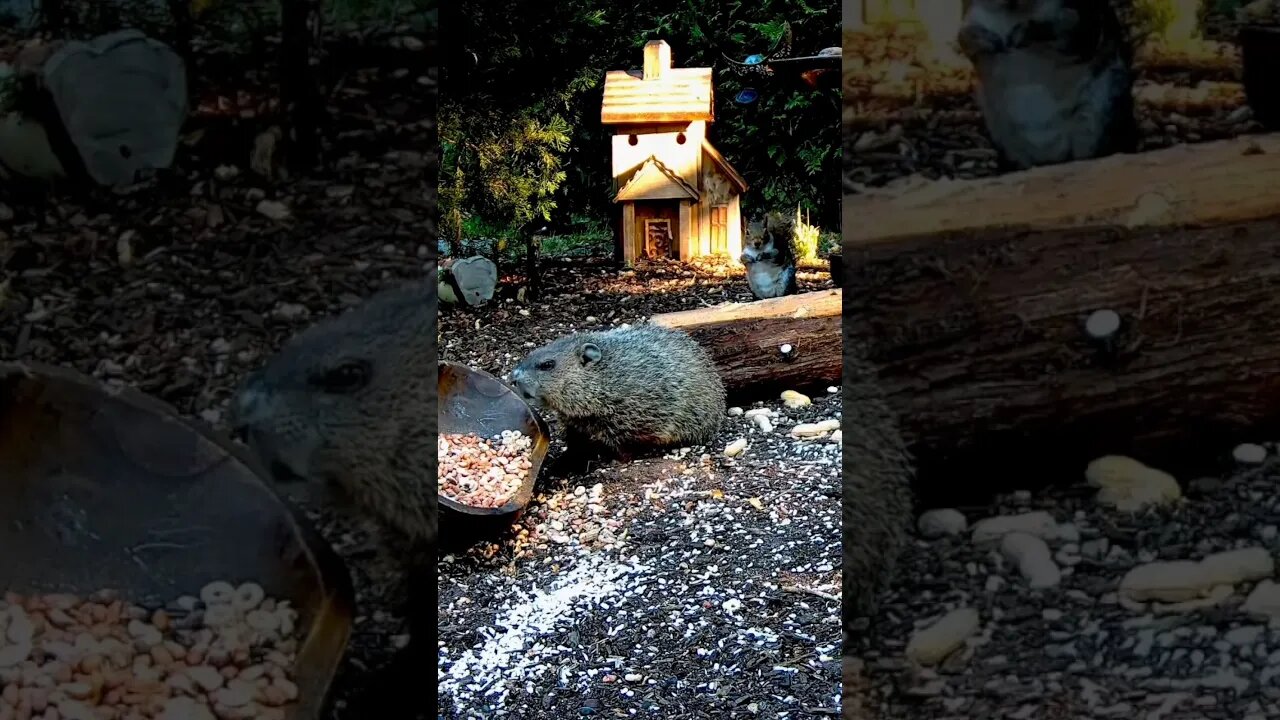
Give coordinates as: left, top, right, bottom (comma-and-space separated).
437, 260, 843, 718
0, 24, 434, 718
853, 448, 1280, 720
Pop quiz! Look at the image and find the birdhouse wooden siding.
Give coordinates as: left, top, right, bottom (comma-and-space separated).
602, 40, 748, 266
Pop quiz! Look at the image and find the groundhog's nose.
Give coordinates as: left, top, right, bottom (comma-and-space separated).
230, 383, 271, 432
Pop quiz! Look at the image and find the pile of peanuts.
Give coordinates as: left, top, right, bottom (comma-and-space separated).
0, 580, 301, 720
438, 430, 534, 508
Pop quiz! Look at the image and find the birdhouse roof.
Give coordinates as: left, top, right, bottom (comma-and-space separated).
613, 155, 700, 203
701, 139, 748, 194
602, 40, 713, 125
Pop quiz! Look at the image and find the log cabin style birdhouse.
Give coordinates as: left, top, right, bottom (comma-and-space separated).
602, 40, 749, 266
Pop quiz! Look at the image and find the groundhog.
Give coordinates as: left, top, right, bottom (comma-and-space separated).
740, 211, 799, 300
957, 0, 1138, 171
508, 324, 726, 456
227, 277, 435, 717
842, 344, 914, 626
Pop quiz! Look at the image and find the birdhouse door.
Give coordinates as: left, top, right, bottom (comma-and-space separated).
709, 204, 729, 255
644, 219, 674, 258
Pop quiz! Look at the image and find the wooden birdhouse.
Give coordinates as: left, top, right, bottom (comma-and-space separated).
602, 39, 749, 266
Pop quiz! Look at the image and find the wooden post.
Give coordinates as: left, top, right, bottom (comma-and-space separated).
643, 40, 671, 80
621, 203, 637, 266
728, 194, 743, 262
678, 200, 693, 261
844, 133, 1280, 501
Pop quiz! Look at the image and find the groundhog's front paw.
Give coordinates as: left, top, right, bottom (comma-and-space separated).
546, 446, 601, 477
738, 253, 754, 265
957, 24, 1004, 58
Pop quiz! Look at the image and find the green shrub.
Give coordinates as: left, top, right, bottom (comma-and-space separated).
818, 230, 839, 256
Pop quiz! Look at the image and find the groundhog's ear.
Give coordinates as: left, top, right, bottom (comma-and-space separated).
580, 343, 602, 366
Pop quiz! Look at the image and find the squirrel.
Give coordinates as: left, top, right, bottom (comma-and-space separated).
508, 324, 726, 459
957, 0, 1138, 171
740, 211, 799, 300
227, 277, 436, 718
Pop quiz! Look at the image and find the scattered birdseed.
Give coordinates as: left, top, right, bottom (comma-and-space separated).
439, 392, 841, 718
0, 582, 301, 720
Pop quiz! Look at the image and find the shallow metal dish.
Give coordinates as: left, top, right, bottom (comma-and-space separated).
0, 362, 353, 720
437, 361, 550, 540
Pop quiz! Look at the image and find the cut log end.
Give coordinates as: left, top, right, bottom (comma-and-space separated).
1085, 309, 1121, 341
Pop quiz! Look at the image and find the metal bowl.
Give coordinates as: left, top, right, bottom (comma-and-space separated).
0, 362, 353, 720
437, 361, 551, 540
1241, 25, 1280, 130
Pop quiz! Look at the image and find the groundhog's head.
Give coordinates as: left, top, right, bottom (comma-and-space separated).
508, 333, 599, 411
228, 280, 436, 530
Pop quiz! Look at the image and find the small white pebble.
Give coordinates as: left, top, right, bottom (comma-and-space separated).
1234, 443, 1268, 465
918, 509, 968, 538
724, 438, 748, 457
727, 406, 744, 417
781, 390, 811, 409
752, 415, 773, 433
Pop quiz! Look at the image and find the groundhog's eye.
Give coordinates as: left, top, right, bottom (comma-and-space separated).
536, 359, 556, 372
309, 360, 371, 393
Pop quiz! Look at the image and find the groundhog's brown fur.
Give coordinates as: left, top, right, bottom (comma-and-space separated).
227, 277, 436, 716
509, 324, 726, 453
843, 344, 914, 625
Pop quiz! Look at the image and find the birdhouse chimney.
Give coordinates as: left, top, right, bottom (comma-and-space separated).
643, 40, 671, 80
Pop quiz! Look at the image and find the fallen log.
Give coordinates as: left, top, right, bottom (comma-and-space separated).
650, 289, 841, 398
844, 133, 1280, 504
